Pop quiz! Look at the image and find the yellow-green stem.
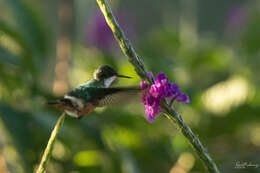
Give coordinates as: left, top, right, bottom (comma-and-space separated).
36, 112, 65, 173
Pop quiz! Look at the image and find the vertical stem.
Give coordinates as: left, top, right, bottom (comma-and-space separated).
95, 0, 220, 172
36, 113, 65, 173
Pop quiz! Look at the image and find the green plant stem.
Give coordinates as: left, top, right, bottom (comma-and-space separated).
36, 112, 65, 173
95, 0, 220, 172
161, 101, 220, 173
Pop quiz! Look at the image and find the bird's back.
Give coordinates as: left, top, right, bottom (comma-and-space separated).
67, 79, 104, 101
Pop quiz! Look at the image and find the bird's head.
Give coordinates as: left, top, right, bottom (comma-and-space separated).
93, 65, 131, 87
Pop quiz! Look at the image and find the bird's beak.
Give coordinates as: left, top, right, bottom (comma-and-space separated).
116, 74, 132, 79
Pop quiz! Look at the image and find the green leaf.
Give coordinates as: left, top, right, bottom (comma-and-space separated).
0, 102, 35, 172
3, 0, 48, 55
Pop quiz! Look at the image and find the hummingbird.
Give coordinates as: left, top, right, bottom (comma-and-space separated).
47, 65, 140, 119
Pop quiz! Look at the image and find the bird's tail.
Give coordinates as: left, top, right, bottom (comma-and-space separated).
45, 98, 74, 110
46, 100, 60, 105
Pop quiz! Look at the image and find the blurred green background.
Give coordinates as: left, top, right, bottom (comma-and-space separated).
0, 0, 260, 172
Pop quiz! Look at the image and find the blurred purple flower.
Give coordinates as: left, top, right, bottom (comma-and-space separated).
225, 5, 248, 34
85, 11, 136, 53
140, 72, 189, 123
86, 12, 115, 52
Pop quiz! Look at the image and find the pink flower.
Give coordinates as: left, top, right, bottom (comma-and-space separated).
140, 72, 190, 123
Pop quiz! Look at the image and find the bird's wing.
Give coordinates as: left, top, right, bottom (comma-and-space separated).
67, 86, 141, 105
95, 87, 141, 107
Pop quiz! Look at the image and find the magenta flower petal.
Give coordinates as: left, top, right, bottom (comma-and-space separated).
148, 72, 154, 80
145, 104, 160, 123
156, 72, 167, 81
140, 81, 148, 89
140, 72, 189, 123
147, 116, 155, 123
171, 82, 179, 92
170, 82, 190, 103
176, 94, 190, 103
141, 91, 149, 105
150, 85, 160, 98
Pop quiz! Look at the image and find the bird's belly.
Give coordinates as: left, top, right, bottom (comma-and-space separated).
65, 110, 79, 118
65, 103, 96, 119
77, 103, 96, 118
